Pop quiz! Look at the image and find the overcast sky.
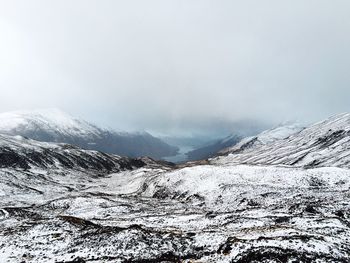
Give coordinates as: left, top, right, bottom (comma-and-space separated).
0, 0, 350, 136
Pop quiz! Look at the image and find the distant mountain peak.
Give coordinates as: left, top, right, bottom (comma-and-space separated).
0, 108, 101, 139
0, 108, 178, 159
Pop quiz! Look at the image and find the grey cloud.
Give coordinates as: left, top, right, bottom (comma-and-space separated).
0, 0, 350, 135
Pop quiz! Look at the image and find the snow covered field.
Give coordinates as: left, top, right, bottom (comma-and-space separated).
1, 163, 350, 262
2, 113, 350, 262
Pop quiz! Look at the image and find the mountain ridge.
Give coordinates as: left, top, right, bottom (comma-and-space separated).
186, 133, 243, 161
1, 112, 350, 262
0, 133, 147, 172
0, 108, 178, 159
213, 113, 350, 168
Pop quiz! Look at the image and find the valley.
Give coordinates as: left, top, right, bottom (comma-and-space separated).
1, 113, 350, 262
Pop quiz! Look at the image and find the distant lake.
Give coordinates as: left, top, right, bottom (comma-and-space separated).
162, 146, 194, 163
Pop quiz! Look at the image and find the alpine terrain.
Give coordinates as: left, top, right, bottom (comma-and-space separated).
1, 113, 350, 262
0, 109, 178, 159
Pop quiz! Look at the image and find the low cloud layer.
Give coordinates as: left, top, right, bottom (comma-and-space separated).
1, 0, 350, 135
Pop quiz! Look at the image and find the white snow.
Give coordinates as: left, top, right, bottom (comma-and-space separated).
0, 108, 102, 138
220, 122, 304, 155
2, 113, 350, 262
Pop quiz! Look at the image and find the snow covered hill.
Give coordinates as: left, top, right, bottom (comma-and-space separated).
0, 108, 101, 139
218, 122, 304, 156
1, 161, 350, 262
214, 114, 350, 168
0, 133, 147, 172
0, 134, 170, 207
0, 109, 178, 159
1, 113, 350, 262
186, 121, 284, 162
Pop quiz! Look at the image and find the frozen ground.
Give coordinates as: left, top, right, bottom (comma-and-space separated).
1, 113, 350, 262
1, 163, 350, 262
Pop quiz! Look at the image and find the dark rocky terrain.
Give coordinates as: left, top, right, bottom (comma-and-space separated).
186, 134, 242, 161
0, 134, 149, 173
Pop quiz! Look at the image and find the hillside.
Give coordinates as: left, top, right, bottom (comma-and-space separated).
186, 134, 242, 161
1, 113, 350, 262
0, 109, 178, 159
213, 113, 350, 168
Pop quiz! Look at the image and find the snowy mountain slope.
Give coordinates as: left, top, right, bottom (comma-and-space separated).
0, 133, 146, 172
2, 113, 350, 262
0, 108, 101, 139
218, 122, 304, 156
0, 108, 178, 159
0, 134, 171, 208
1, 163, 350, 262
214, 114, 350, 168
